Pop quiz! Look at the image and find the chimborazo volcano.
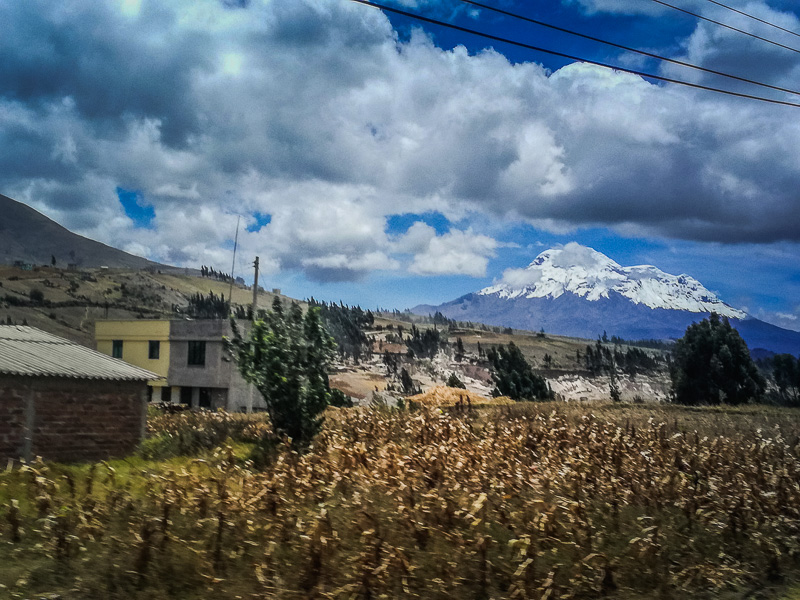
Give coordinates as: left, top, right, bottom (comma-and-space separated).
413, 243, 800, 355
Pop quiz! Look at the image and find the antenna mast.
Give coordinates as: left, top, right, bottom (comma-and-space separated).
228, 215, 240, 312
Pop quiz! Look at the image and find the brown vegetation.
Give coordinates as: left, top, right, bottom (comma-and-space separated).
2, 403, 800, 599
407, 385, 513, 407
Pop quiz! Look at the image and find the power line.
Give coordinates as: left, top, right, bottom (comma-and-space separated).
456, 0, 800, 97
348, 0, 800, 108
648, 0, 800, 54
704, 0, 800, 40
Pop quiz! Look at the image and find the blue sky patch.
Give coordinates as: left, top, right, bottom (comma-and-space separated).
385, 1, 695, 74
116, 188, 155, 229
386, 211, 451, 235
247, 211, 272, 233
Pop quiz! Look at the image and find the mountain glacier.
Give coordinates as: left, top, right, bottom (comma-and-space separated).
413, 243, 800, 354
478, 243, 745, 319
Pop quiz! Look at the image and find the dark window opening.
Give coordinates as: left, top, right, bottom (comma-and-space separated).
180, 387, 193, 405
161, 386, 172, 404
148, 340, 160, 359
112, 340, 123, 359
199, 388, 212, 409
187, 341, 206, 366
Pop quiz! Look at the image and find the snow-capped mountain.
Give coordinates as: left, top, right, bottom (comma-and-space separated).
478, 244, 745, 319
413, 243, 800, 354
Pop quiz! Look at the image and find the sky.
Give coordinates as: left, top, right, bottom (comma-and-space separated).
1, 0, 799, 330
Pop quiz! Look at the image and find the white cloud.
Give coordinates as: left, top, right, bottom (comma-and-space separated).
406, 227, 499, 276
498, 267, 542, 289
1, 0, 800, 285
564, 0, 702, 15
754, 308, 800, 333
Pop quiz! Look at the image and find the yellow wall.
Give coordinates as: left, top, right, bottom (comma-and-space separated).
95, 320, 171, 386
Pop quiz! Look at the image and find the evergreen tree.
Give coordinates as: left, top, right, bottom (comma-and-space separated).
454, 337, 465, 362
306, 299, 371, 363
670, 313, 765, 405
486, 342, 552, 401
400, 368, 418, 394
772, 354, 800, 405
432, 311, 451, 326
405, 324, 444, 359
186, 291, 229, 319
447, 372, 466, 389
226, 298, 338, 450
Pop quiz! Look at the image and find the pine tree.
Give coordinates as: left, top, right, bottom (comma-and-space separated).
486, 342, 552, 401
772, 354, 799, 405
400, 368, 417, 394
447, 372, 466, 389
226, 299, 338, 451
671, 313, 765, 405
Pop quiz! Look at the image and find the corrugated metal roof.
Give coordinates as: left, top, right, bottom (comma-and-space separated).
0, 326, 160, 381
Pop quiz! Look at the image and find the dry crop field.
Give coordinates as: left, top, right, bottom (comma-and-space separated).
2, 403, 800, 599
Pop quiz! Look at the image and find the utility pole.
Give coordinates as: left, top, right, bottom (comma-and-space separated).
251, 256, 259, 320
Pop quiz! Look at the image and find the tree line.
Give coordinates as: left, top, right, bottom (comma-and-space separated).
757, 353, 800, 406
582, 340, 663, 377
307, 299, 374, 363
199, 265, 233, 282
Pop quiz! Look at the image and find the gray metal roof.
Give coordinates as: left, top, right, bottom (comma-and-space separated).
0, 326, 160, 381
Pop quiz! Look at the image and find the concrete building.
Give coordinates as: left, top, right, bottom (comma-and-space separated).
95, 320, 170, 396
0, 325, 158, 463
95, 319, 263, 412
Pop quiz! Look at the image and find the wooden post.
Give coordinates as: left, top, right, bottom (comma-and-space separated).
252, 256, 259, 320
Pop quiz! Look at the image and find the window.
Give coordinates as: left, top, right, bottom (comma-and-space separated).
112, 340, 123, 359
148, 340, 160, 360
161, 386, 172, 404
180, 386, 193, 405
187, 340, 206, 366
199, 388, 212, 408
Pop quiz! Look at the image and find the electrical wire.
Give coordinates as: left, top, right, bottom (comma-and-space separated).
703, 0, 800, 40
648, 0, 800, 54
456, 0, 800, 97
349, 0, 800, 108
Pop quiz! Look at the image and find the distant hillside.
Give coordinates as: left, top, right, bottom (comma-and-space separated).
0, 265, 286, 346
0, 193, 166, 270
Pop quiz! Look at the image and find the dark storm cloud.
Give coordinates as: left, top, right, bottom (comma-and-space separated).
0, 1, 212, 146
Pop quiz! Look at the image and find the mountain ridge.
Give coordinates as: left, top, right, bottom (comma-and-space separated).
414, 243, 800, 355
0, 193, 167, 270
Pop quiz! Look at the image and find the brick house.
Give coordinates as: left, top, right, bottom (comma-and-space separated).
0, 325, 159, 463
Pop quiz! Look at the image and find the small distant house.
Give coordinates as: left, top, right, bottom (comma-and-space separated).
95, 320, 262, 412
0, 326, 158, 463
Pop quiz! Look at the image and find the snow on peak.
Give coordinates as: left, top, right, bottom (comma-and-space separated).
479, 243, 746, 318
